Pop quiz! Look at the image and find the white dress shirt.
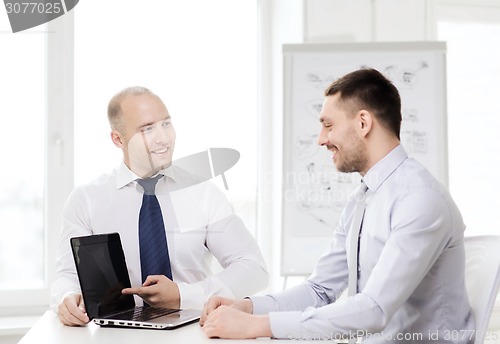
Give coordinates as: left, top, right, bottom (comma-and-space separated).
51, 162, 268, 311
250, 145, 475, 343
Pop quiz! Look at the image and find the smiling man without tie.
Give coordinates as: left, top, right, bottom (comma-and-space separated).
200, 68, 474, 343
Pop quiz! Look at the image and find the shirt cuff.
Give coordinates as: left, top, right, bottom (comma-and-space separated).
248, 295, 279, 314
177, 282, 205, 310
268, 311, 303, 339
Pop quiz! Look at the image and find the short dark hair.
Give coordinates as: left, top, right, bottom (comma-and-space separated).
324, 68, 401, 139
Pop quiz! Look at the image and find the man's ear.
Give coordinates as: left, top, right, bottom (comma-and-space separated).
111, 130, 124, 148
358, 110, 373, 137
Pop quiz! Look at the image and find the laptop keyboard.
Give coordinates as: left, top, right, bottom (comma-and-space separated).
111, 306, 179, 322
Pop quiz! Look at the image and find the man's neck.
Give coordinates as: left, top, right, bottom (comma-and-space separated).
362, 136, 400, 176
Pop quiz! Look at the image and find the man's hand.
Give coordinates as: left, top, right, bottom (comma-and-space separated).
57, 293, 90, 326
200, 296, 253, 326
122, 275, 180, 309
201, 305, 272, 339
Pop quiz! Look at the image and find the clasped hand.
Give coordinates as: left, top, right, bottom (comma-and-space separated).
200, 296, 272, 339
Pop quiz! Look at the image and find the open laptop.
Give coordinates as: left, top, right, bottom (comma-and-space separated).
70, 232, 201, 329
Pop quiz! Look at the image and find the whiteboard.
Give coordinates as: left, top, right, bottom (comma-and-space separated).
281, 42, 447, 275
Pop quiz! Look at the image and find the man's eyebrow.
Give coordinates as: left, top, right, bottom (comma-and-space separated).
139, 122, 155, 129
138, 116, 171, 129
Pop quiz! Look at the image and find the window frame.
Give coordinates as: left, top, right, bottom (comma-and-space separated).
428, 0, 500, 329
0, 13, 74, 314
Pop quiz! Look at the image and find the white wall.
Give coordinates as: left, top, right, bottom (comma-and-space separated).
258, 0, 305, 292
304, 0, 428, 42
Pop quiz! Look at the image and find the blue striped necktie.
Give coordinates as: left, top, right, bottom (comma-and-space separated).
137, 175, 173, 283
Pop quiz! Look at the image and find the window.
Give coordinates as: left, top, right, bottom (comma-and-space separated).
436, 5, 500, 236
74, 0, 258, 231
0, 12, 73, 312
0, 2, 258, 311
0, 18, 46, 294
1, 1, 258, 313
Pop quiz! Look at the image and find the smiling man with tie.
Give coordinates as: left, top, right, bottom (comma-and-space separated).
51, 86, 268, 326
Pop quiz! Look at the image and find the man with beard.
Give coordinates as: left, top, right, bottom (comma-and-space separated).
200, 68, 474, 343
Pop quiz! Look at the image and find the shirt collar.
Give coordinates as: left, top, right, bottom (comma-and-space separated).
362, 144, 408, 192
115, 161, 178, 189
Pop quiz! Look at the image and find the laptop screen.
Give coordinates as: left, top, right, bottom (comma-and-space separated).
71, 233, 136, 319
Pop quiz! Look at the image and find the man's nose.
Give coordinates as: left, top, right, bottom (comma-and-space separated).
154, 125, 170, 143
317, 128, 329, 146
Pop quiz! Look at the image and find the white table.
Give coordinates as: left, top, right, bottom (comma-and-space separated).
18, 311, 233, 344
19, 310, 338, 344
